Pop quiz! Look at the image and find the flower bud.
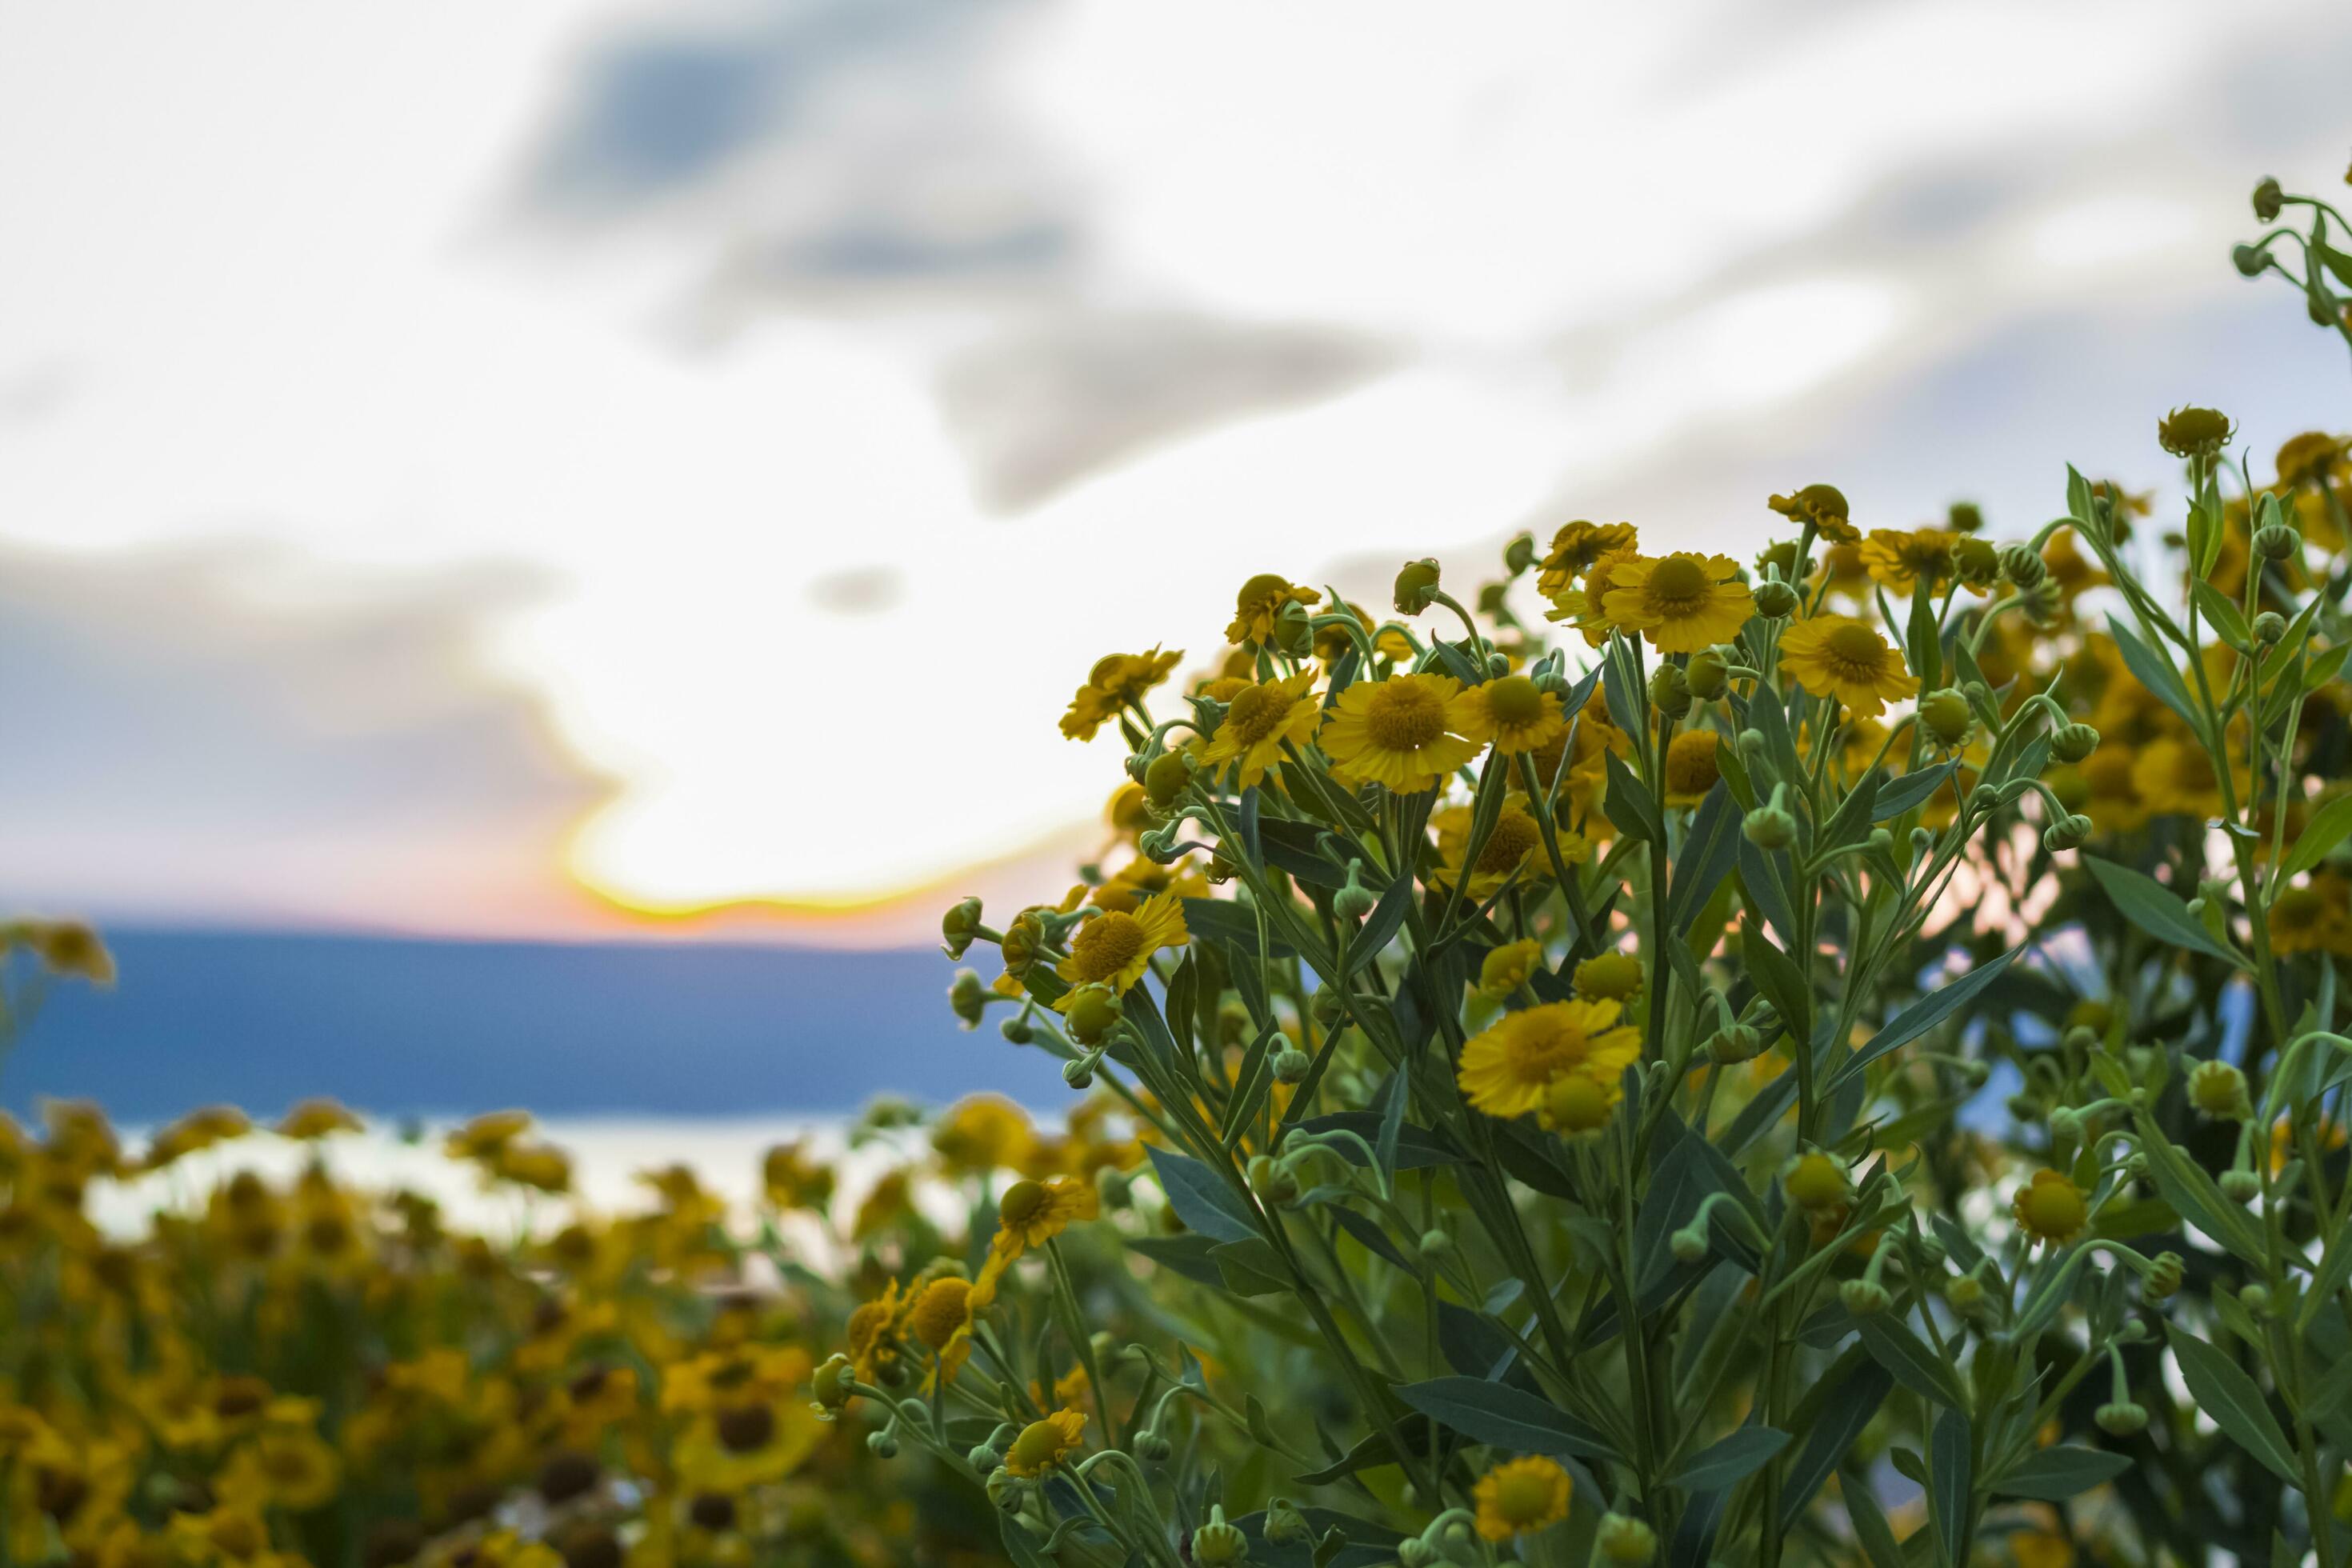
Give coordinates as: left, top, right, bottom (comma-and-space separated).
2234, 242, 2267, 278
1954, 535, 2000, 586
1247, 1154, 1299, 1206
1194, 1507, 1250, 1566
1686, 647, 1730, 702
1062, 1055, 1097, 1090
1264, 1499, 1312, 1547
1648, 663, 1692, 720
1504, 533, 1537, 574
1745, 806, 1796, 850
1706, 1023, 1762, 1065
942, 896, 986, 959
2240, 1282, 2271, 1316
1062, 986, 1122, 1046
1398, 1541, 1435, 1568
2158, 406, 2235, 461
1333, 865, 1379, 923
2046, 1106, 2082, 1145
2144, 1250, 2184, 1301
1131, 1427, 1173, 1462
2042, 814, 2091, 853
1596, 1514, 1658, 1566
1145, 750, 1194, 809
2189, 1059, 2250, 1120
950, 969, 990, 1028
968, 1442, 1002, 1470
1754, 579, 1799, 619
1998, 543, 2046, 589
2095, 1402, 2149, 1438
1394, 559, 1442, 615
1670, 1226, 1708, 1265
1272, 1046, 1313, 1085
1418, 1227, 1454, 1259
1544, 1073, 1614, 1135
1839, 1278, 1891, 1317
986, 1466, 1022, 1510
1784, 1152, 1849, 1213
2253, 177, 2283, 222
2254, 610, 2287, 646
1920, 690, 1973, 747
868, 1430, 898, 1459
2220, 1168, 2262, 1202
2050, 722, 2100, 764
812, 1353, 856, 1414
1001, 1015, 1033, 1045
2253, 522, 2301, 561
1944, 1274, 1987, 1317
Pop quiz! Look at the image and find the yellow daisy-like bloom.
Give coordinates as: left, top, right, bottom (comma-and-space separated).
1003, 1409, 1088, 1478
973, 1175, 1101, 1306
1457, 1000, 1642, 1120
1061, 648, 1184, 742
1226, 574, 1322, 646
1776, 615, 1918, 718
1054, 890, 1188, 994
1319, 674, 1483, 793
1662, 728, 1722, 806
1450, 674, 1566, 756
1768, 483, 1859, 544
845, 1278, 907, 1386
1202, 672, 1321, 786
1858, 528, 1958, 594
1431, 794, 1546, 899
1535, 520, 1638, 598
908, 1275, 978, 1383
2010, 1169, 2087, 1246
1602, 553, 1755, 654
1542, 543, 1644, 646
1090, 856, 1210, 916
1478, 939, 1544, 999
1473, 1455, 1572, 1542
2267, 881, 2347, 956
1572, 951, 1643, 1003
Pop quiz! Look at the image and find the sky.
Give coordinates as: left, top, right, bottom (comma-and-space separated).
2, 0, 2349, 946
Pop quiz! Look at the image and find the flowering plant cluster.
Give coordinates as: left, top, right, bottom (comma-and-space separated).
902, 172, 2352, 1567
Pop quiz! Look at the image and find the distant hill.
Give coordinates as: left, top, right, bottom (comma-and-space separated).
4, 929, 1066, 1122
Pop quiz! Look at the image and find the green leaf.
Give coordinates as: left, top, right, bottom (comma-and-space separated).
1667, 781, 1743, 936
1671, 1426, 1790, 1491
1742, 926, 1814, 1054
2191, 579, 2254, 650
2104, 613, 2203, 733
1210, 1237, 1293, 1297
1778, 1358, 1893, 1531
2082, 856, 2244, 968
1390, 1376, 1623, 1463
1855, 1314, 1970, 1411
1990, 1444, 2131, 1501
1874, 759, 1958, 820
2133, 1112, 2266, 1267
1928, 1408, 1973, 1568
2278, 792, 2352, 884
1826, 942, 2022, 1092
1184, 897, 1299, 958
2166, 1323, 2301, 1486
1145, 1146, 1257, 1244
1603, 750, 1666, 845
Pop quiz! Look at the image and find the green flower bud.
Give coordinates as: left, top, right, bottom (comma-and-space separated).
1706, 1023, 1762, 1065
2253, 177, 2283, 222
1247, 1154, 1299, 1206
869, 1430, 899, 1458
2144, 1250, 2183, 1300
1061, 1054, 1098, 1090
942, 896, 986, 959
950, 968, 990, 1028
2158, 405, 2234, 461
2220, 1168, 2262, 1202
1754, 579, 1799, 619
1194, 1507, 1250, 1566
2254, 610, 2288, 645
1272, 1046, 1313, 1085
1394, 558, 1442, 615
1062, 985, 1122, 1046
1398, 1541, 1435, 1568
2189, 1059, 2250, 1120
1264, 1499, 1313, 1547
1504, 533, 1537, 574
1998, 542, 2046, 589
2096, 1402, 2149, 1437
1145, 749, 1194, 809
2050, 722, 2100, 764
1670, 1226, 1709, 1265
1649, 662, 1692, 720
1686, 647, 1730, 702
986, 1466, 1023, 1510
1131, 1427, 1173, 1463
2042, 813, 2091, 853
1000, 1014, 1034, 1045
968, 1442, 1002, 1470
1944, 1274, 1987, 1317
1418, 1227, 1454, 1259
1840, 1278, 1891, 1317
2253, 522, 2301, 561
1596, 1514, 1658, 1566
2234, 242, 2267, 278
1920, 690, 1974, 747
2240, 1282, 2271, 1315
1334, 863, 1379, 923
1745, 805, 1796, 850
1954, 535, 2001, 585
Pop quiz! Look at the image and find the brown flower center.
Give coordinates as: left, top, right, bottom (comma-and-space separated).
1826, 622, 1886, 670
998, 1179, 1050, 1230
1364, 681, 1447, 750
1069, 914, 1146, 982
1645, 555, 1710, 606
1482, 675, 1546, 728
1224, 684, 1290, 746
1474, 810, 1542, 874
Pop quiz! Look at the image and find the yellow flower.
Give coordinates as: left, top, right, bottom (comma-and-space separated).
1473, 1455, 1572, 1541
1226, 574, 1322, 646
1573, 951, 1643, 1002
1202, 672, 1321, 786
1430, 796, 1546, 899
1662, 728, 1722, 806
845, 1279, 908, 1386
1768, 483, 1858, 543
1776, 615, 1918, 717
932, 1094, 1036, 1175
1457, 1000, 1642, 1120
1602, 553, 1754, 654
2270, 878, 2352, 956
1478, 939, 1544, 999
908, 1275, 978, 1382
2010, 1169, 2087, 1246
1054, 891, 1189, 994
1003, 1409, 1088, 1477
2010, 1530, 2078, 1568
446, 1110, 531, 1161
1545, 542, 1645, 646
1858, 528, 1958, 594
1783, 1152, 1849, 1213
274, 1099, 362, 1140
1450, 674, 1566, 756
1090, 857, 1210, 915
1535, 521, 1638, 598
1062, 648, 1184, 742
1319, 673, 1482, 793
993, 1175, 1098, 1254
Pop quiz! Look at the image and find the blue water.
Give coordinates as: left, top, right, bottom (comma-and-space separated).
3, 929, 1063, 1122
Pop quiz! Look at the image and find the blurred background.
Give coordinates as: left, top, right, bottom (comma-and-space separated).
2, 0, 2347, 1130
